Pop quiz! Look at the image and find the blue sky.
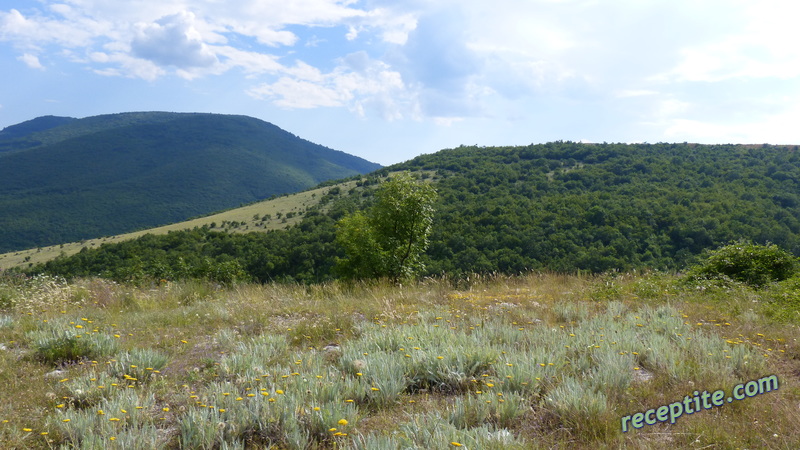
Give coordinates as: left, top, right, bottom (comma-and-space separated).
2, 0, 799, 165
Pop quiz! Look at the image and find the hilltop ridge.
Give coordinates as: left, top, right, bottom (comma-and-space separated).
0, 112, 381, 253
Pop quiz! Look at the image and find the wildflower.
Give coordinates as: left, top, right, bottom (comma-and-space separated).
62, 419, 70, 422
451, 442, 463, 447
162, 407, 169, 412
276, 390, 284, 394
22, 428, 32, 432
338, 419, 348, 426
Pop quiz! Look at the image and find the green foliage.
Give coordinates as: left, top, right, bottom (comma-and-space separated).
0, 112, 381, 253
335, 172, 437, 280
763, 275, 800, 322
23, 142, 800, 282
106, 348, 169, 384
545, 376, 612, 439
27, 318, 120, 365
334, 212, 383, 279
686, 241, 798, 287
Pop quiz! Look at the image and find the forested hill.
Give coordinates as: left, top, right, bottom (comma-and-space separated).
396, 142, 800, 274
0, 112, 381, 253
27, 142, 800, 283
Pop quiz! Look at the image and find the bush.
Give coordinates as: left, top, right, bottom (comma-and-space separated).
685, 241, 798, 287
28, 319, 119, 365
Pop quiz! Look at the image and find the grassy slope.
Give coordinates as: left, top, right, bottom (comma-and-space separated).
0, 273, 798, 448
0, 181, 358, 270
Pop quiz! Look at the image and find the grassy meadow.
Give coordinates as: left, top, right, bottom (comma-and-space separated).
0, 182, 358, 271
0, 272, 799, 449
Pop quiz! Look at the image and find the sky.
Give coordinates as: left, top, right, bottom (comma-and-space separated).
2, 0, 800, 166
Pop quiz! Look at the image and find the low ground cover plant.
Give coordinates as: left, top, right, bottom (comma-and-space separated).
0, 272, 798, 448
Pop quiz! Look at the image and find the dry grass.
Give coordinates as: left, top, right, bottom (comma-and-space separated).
0, 272, 798, 448
0, 181, 359, 271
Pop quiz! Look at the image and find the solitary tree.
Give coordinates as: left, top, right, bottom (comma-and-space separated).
335, 172, 437, 281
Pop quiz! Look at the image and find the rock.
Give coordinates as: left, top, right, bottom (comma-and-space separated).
45, 369, 67, 378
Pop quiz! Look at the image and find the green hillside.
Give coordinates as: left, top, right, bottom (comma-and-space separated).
0, 115, 77, 149
20, 142, 800, 283
0, 112, 381, 253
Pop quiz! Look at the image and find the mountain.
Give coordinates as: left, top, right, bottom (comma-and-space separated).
0, 112, 381, 253
16, 142, 800, 283
0, 115, 77, 146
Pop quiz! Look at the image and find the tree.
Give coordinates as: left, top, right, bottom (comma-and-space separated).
335, 172, 437, 281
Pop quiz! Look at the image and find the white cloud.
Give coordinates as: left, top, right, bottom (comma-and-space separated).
248, 51, 417, 120
132, 11, 218, 69
664, 102, 800, 145
248, 77, 348, 108
656, 1, 800, 82
214, 46, 283, 76
615, 89, 658, 98
2, 0, 800, 139
0, 8, 99, 48
18, 53, 44, 69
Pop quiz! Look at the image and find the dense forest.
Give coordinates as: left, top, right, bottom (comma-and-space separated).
25, 142, 800, 283
0, 112, 380, 253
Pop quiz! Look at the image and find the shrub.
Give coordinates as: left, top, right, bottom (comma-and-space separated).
106, 348, 169, 383
685, 241, 798, 287
28, 320, 119, 365
545, 376, 611, 439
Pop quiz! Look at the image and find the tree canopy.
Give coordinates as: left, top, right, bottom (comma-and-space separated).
335, 172, 437, 281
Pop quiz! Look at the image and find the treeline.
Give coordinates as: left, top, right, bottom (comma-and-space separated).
24, 142, 800, 282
